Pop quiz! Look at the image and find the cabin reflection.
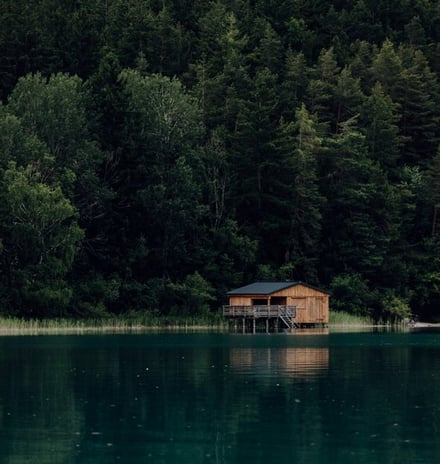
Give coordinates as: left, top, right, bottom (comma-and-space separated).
229, 347, 329, 379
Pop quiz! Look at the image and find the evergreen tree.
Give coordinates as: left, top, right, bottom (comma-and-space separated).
347, 0, 385, 43
396, 46, 440, 165
229, 67, 283, 263
307, 47, 340, 132
349, 40, 375, 92
191, 6, 250, 130
425, 148, 440, 237
334, 65, 365, 130
280, 49, 309, 119
276, 104, 324, 282
35, 0, 105, 78
361, 82, 401, 173
371, 38, 403, 99
405, 15, 427, 48
249, 18, 284, 75
320, 120, 398, 288
2, 0, 440, 318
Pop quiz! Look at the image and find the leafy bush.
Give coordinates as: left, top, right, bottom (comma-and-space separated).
329, 273, 376, 317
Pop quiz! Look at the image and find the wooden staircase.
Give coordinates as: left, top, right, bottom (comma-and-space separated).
279, 306, 299, 329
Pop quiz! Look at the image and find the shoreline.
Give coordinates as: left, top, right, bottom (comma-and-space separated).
409, 322, 440, 328
0, 316, 438, 336
0, 323, 433, 336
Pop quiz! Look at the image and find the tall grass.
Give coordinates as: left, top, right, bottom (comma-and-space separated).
329, 310, 373, 326
0, 312, 228, 335
0, 310, 383, 335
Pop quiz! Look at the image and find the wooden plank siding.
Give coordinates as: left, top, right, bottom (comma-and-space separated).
228, 295, 257, 306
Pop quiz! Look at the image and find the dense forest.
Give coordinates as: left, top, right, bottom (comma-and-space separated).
1, 0, 440, 321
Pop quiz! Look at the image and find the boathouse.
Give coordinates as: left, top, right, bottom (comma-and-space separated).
223, 281, 329, 330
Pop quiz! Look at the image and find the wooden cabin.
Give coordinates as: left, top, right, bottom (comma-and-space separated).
223, 281, 330, 330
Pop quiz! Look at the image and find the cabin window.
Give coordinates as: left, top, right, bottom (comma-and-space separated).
271, 296, 287, 305
252, 298, 268, 305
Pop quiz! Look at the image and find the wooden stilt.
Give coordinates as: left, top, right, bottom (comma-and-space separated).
266, 319, 269, 333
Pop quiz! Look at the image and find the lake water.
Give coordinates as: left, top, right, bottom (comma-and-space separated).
1, 330, 440, 464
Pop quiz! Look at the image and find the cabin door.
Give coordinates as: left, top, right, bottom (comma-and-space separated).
289, 298, 306, 323
315, 297, 325, 321
306, 297, 325, 321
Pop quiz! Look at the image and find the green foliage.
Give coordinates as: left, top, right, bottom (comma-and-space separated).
6, 72, 108, 216
1, 1, 440, 321
0, 163, 83, 316
361, 82, 402, 172
380, 292, 411, 323
8, 73, 92, 163
167, 272, 215, 316
255, 262, 296, 281
119, 70, 206, 279
273, 104, 324, 281
0, 107, 54, 172
321, 123, 399, 282
70, 274, 121, 318
329, 273, 375, 317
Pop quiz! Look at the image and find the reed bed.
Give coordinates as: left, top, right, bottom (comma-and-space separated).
0, 311, 401, 336
329, 311, 374, 326
0, 313, 228, 335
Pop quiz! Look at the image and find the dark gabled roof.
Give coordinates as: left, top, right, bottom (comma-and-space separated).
227, 281, 330, 296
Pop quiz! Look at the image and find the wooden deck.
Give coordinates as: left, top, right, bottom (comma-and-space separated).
223, 305, 298, 330
223, 305, 296, 318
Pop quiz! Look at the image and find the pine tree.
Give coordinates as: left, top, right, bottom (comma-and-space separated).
249, 18, 283, 75
334, 66, 365, 130
361, 82, 402, 173
276, 104, 324, 282
425, 148, 440, 237
229, 67, 283, 263
371, 39, 403, 99
320, 119, 398, 284
306, 47, 340, 132
395, 46, 440, 166
191, 7, 250, 130
280, 49, 309, 119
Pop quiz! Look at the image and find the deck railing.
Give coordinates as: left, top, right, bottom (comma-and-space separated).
223, 305, 297, 318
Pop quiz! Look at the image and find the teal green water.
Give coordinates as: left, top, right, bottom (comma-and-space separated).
1, 330, 440, 463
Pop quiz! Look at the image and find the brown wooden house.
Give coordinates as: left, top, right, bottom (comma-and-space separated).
223, 281, 330, 330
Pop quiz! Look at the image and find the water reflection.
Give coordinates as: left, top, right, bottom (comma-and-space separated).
0, 341, 84, 464
1, 333, 440, 464
229, 347, 329, 379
